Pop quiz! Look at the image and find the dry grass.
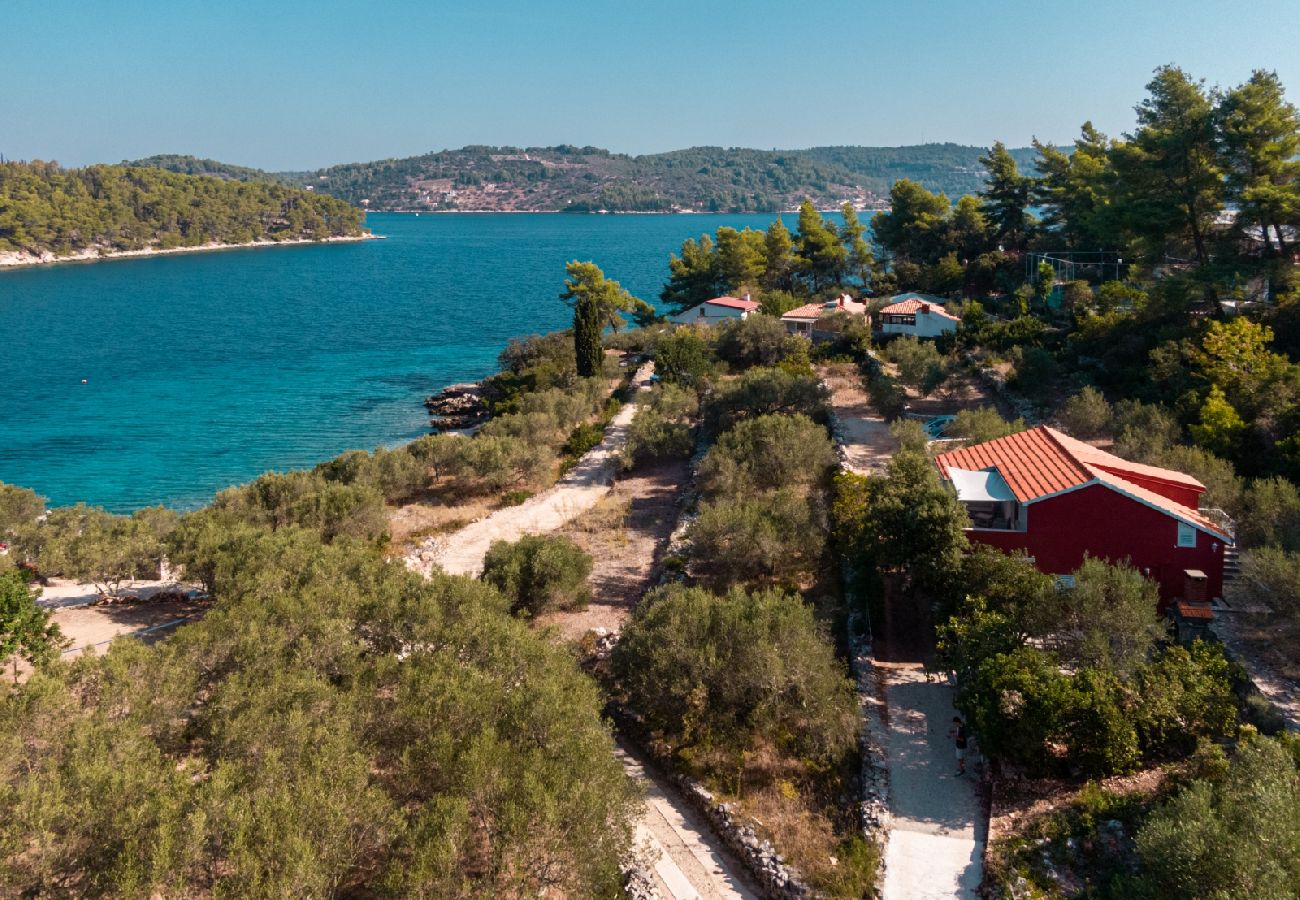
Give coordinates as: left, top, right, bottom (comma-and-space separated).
689, 742, 878, 899
388, 492, 495, 546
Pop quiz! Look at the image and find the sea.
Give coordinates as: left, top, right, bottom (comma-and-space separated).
0, 211, 821, 512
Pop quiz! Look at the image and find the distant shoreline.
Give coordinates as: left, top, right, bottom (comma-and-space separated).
0, 233, 380, 271
371, 207, 885, 215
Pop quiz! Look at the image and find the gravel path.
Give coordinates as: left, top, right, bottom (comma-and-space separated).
819, 364, 898, 475
408, 363, 654, 578
618, 744, 759, 900
879, 662, 984, 900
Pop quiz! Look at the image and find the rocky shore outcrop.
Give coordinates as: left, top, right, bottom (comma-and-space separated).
425, 382, 489, 431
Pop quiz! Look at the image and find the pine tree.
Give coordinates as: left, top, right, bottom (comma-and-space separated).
1218, 70, 1300, 261
839, 203, 877, 287
794, 199, 847, 292
761, 218, 796, 291
979, 141, 1033, 251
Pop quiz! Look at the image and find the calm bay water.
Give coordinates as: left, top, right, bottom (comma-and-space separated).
0, 212, 810, 512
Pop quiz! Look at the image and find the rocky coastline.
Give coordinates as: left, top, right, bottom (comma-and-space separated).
424, 382, 489, 432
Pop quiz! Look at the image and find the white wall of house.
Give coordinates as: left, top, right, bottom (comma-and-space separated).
669, 303, 752, 326
880, 308, 959, 338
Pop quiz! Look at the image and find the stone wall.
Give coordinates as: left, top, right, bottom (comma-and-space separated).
609, 704, 815, 899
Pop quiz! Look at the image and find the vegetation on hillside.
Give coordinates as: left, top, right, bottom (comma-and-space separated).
0, 161, 365, 257
128, 142, 1040, 213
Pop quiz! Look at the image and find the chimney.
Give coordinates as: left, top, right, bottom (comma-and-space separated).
838, 295, 845, 308
743, 292, 751, 302
1183, 569, 1207, 603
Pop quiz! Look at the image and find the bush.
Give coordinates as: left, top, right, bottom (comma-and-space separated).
889, 418, 929, 453
1239, 476, 1300, 551
623, 384, 698, 468
947, 406, 1025, 445
613, 583, 858, 763
885, 336, 945, 395
0, 483, 45, 539
563, 422, 606, 458
1057, 386, 1113, 439
481, 534, 593, 616
1135, 735, 1300, 898
715, 315, 801, 369
703, 367, 828, 433
1231, 547, 1300, 617
686, 489, 825, 589
654, 328, 716, 386
1131, 642, 1237, 758
698, 414, 836, 499
866, 371, 907, 420
1112, 400, 1182, 460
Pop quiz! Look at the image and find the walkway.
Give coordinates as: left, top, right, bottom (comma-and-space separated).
819, 363, 897, 475
878, 662, 984, 900
618, 744, 759, 900
409, 363, 655, 578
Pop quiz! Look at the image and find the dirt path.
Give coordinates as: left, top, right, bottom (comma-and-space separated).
819, 363, 898, 475
409, 363, 654, 578
618, 743, 759, 900
1213, 608, 1300, 732
878, 662, 984, 900
538, 457, 688, 641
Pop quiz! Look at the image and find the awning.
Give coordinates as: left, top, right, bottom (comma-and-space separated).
948, 467, 1017, 503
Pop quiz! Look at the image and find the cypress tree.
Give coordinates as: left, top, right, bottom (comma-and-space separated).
574, 292, 603, 377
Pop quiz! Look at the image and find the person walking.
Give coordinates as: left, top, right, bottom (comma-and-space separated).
949, 716, 968, 776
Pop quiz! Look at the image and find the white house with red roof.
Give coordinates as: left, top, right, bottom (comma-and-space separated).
876, 292, 960, 338
780, 293, 867, 337
933, 425, 1233, 609
670, 295, 760, 326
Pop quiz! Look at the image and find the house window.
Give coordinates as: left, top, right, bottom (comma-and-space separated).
1176, 522, 1197, 548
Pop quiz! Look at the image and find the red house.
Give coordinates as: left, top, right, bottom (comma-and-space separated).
934, 426, 1233, 608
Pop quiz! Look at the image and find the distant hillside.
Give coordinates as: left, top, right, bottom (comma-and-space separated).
125, 154, 293, 184
124, 143, 1043, 213
0, 161, 366, 258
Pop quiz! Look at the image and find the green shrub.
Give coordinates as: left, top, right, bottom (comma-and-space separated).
686, 489, 824, 589
498, 490, 533, 508
1135, 735, 1300, 898
947, 406, 1025, 446
715, 315, 801, 369
654, 328, 716, 387
481, 534, 593, 616
1056, 386, 1113, 439
703, 367, 828, 433
613, 583, 858, 763
698, 414, 836, 498
563, 422, 606, 458
1131, 642, 1237, 758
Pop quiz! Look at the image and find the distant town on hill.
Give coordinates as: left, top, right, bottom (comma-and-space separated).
127, 143, 1040, 213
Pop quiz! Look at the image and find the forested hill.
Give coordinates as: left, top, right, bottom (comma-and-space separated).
282, 143, 1039, 213
0, 161, 366, 258
125, 154, 296, 183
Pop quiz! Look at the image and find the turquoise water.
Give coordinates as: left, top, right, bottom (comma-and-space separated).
0, 212, 808, 512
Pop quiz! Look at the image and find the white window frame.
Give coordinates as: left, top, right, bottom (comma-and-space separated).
1176, 521, 1197, 548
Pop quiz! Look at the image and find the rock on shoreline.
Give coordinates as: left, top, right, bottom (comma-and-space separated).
425, 382, 489, 431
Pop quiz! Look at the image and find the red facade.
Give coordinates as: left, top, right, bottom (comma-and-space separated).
964, 483, 1226, 609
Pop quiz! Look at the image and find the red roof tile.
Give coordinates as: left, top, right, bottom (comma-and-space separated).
879, 298, 961, 321
935, 426, 1231, 541
781, 302, 832, 320
1175, 601, 1215, 621
706, 296, 760, 311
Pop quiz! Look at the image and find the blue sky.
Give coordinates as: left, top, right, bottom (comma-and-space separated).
4, 0, 1298, 170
